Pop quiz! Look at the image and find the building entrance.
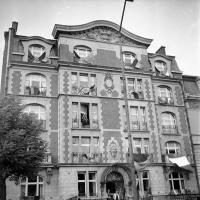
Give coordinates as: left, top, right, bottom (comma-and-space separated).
106, 171, 125, 199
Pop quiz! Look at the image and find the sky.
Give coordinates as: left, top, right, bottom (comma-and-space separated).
0, 0, 199, 77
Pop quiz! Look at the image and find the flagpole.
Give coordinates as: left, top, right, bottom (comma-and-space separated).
119, 1, 138, 200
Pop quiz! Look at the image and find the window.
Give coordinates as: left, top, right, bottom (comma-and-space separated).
24, 105, 46, 129
141, 171, 150, 193
125, 138, 149, 154
72, 136, 100, 163
78, 171, 97, 197
154, 60, 167, 75
133, 138, 149, 154
123, 106, 147, 131
121, 77, 144, 99
21, 176, 43, 197
74, 46, 91, 58
25, 74, 46, 96
71, 72, 96, 96
28, 45, 46, 63
158, 86, 173, 105
161, 112, 177, 134
122, 52, 136, 65
165, 141, 181, 155
169, 172, 185, 194
72, 102, 98, 129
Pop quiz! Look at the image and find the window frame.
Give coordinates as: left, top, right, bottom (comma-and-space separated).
161, 112, 177, 134
169, 172, 185, 193
74, 46, 92, 58
122, 52, 136, 65
165, 141, 181, 155
25, 74, 47, 96
21, 176, 44, 197
72, 102, 99, 129
24, 104, 46, 129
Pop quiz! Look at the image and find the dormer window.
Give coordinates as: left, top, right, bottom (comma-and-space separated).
28, 45, 46, 63
122, 52, 136, 65
154, 60, 167, 75
74, 46, 92, 63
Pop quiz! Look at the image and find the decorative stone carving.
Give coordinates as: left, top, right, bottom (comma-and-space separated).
104, 73, 114, 94
107, 137, 121, 163
64, 26, 143, 47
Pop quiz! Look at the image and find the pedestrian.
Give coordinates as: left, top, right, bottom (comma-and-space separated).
113, 191, 120, 200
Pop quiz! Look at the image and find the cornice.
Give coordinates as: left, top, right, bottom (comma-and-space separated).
52, 20, 153, 47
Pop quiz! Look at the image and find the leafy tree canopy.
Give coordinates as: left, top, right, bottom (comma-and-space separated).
0, 96, 46, 181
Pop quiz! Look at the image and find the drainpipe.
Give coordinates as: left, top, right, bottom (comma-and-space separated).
180, 80, 200, 192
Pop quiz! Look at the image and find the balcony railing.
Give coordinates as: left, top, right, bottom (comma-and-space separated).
129, 121, 147, 131
127, 90, 144, 99
162, 125, 177, 134
71, 152, 102, 163
158, 96, 174, 105
24, 86, 46, 96
71, 85, 97, 96
126, 153, 149, 162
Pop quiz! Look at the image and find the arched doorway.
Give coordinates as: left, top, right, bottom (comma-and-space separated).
106, 171, 125, 199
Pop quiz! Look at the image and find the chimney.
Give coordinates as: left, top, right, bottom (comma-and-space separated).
12, 21, 18, 33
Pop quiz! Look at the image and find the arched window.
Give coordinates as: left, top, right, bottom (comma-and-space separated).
169, 172, 185, 194
74, 45, 91, 58
122, 52, 137, 66
24, 104, 46, 129
161, 112, 177, 134
158, 86, 173, 104
165, 141, 181, 155
21, 176, 44, 197
25, 74, 46, 96
28, 44, 46, 63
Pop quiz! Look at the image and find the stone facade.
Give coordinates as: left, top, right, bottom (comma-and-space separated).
1, 21, 199, 200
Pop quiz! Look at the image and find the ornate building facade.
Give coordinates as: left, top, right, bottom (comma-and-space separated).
1, 21, 199, 200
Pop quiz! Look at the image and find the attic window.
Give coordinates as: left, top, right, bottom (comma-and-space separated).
154, 60, 167, 73
74, 46, 91, 58
123, 52, 136, 65
28, 45, 46, 63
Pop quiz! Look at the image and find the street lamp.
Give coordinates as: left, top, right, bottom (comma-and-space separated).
119, 1, 138, 200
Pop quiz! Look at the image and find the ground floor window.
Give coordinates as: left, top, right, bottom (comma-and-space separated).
21, 176, 44, 197
78, 171, 97, 197
169, 172, 185, 194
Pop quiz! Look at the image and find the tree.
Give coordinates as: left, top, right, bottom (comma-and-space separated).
0, 96, 46, 200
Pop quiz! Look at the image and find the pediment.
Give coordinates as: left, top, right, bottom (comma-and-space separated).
52, 20, 152, 48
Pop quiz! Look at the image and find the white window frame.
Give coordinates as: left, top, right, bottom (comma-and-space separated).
29, 45, 45, 59
161, 113, 176, 126
21, 176, 44, 197
169, 172, 185, 193
165, 141, 181, 155
72, 102, 98, 129
123, 52, 135, 65
78, 171, 97, 197
74, 46, 91, 58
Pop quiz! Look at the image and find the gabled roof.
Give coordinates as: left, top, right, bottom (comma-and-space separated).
52, 20, 153, 47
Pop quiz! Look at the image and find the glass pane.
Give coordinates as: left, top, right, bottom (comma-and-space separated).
143, 171, 148, 178
78, 173, 85, 180
143, 180, 149, 191
72, 103, 79, 128
93, 137, 99, 146
80, 74, 89, 87
89, 172, 96, 180
89, 182, 96, 196
71, 72, 78, 87
90, 74, 96, 87
28, 176, 37, 182
78, 182, 86, 196
137, 79, 142, 91
28, 185, 37, 196
72, 137, 79, 145
38, 177, 43, 182
21, 185, 25, 197
174, 180, 180, 190
39, 184, 43, 197
81, 137, 90, 145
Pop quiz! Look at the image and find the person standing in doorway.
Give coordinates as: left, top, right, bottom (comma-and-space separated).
113, 191, 120, 200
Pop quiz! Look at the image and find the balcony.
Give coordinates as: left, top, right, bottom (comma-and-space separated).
126, 153, 149, 162
24, 86, 46, 96
162, 125, 177, 134
71, 152, 102, 163
71, 85, 97, 96
127, 90, 144, 99
129, 121, 148, 131
158, 96, 174, 105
